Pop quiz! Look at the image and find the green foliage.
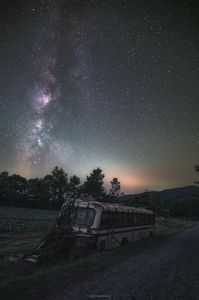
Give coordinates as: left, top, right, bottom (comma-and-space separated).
0, 167, 105, 209
68, 175, 81, 198
0, 217, 192, 299
82, 168, 105, 200
0, 167, 71, 210
44, 167, 69, 209
156, 218, 193, 236
1, 167, 199, 217
0, 171, 28, 207
120, 189, 199, 217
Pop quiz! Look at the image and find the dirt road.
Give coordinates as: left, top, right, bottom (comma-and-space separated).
50, 223, 199, 300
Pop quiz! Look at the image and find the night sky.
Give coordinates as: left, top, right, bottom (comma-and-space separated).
0, 0, 198, 193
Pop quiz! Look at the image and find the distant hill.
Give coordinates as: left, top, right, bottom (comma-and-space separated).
120, 186, 199, 203
119, 186, 199, 216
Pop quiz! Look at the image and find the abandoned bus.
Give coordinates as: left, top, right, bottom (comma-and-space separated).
60, 200, 155, 251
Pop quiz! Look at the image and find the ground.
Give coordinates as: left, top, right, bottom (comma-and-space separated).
47, 222, 199, 300
0, 211, 197, 300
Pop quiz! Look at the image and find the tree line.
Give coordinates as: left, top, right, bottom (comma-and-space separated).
0, 167, 121, 210
1, 165, 199, 216
121, 190, 199, 218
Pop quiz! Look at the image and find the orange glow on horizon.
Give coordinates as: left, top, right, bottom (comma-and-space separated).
119, 174, 144, 188
106, 170, 146, 190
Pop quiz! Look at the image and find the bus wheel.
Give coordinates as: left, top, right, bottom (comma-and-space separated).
99, 240, 106, 252
121, 237, 128, 246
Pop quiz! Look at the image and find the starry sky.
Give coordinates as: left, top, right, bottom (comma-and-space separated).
0, 0, 198, 193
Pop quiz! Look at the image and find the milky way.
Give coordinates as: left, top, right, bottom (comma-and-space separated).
16, 1, 70, 176
0, 0, 199, 192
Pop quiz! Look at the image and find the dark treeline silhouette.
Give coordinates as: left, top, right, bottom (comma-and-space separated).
120, 186, 199, 218
1, 166, 199, 217
0, 167, 121, 210
195, 165, 199, 184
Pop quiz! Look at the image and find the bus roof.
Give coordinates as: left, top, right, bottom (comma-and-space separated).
71, 200, 154, 215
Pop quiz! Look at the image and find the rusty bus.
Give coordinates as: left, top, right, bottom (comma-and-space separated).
24, 200, 155, 262
60, 200, 155, 252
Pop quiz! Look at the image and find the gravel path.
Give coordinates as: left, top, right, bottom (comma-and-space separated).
51, 224, 199, 300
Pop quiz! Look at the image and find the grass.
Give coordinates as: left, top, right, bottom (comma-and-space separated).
156, 217, 193, 236
0, 232, 46, 259
0, 217, 194, 299
0, 238, 153, 299
0, 206, 58, 219
0, 206, 58, 233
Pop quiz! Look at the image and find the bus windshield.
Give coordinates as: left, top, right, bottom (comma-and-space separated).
72, 207, 95, 227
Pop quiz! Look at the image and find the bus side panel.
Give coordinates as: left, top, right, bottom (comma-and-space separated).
97, 226, 154, 250
132, 230, 140, 241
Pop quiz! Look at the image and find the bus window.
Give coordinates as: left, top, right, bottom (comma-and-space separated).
130, 214, 134, 226
73, 208, 95, 227
137, 214, 140, 224
117, 213, 121, 227
127, 214, 130, 226
101, 212, 122, 228
134, 214, 137, 224
101, 212, 112, 229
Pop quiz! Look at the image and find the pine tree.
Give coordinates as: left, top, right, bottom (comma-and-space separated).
195, 165, 199, 184
82, 168, 105, 200
110, 177, 121, 197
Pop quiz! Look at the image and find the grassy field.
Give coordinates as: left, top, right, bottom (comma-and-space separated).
0, 211, 195, 299
0, 206, 58, 218
0, 206, 58, 233
156, 217, 193, 236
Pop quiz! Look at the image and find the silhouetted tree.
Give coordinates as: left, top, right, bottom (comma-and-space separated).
68, 175, 81, 198
28, 178, 40, 196
43, 167, 69, 209
0, 171, 9, 178
27, 178, 50, 209
0, 171, 10, 205
195, 165, 199, 184
0, 171, 9, 193
0, 172, 28, 206
9, 174, 28, 194
82, 168, 105, 200
110, 177, 121, 197
1, 166, 198, 216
